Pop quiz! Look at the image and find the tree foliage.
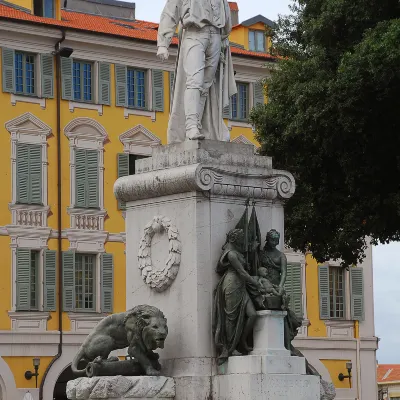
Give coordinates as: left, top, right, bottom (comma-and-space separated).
251, 0, 400, 265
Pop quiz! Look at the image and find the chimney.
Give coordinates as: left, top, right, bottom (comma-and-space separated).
65, 0, 135, 20
229, 2, 239, 26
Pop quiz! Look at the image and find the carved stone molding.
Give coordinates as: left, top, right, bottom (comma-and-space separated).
324, 320, 355, 339
119, 124, 161, 155
115, 140, 295, 203
138, 216, 181, 292
115, 164, 295, 202
8, 311, 50, 332
65, 229, 108, 253
67, 208, 107, 231
68, 312, 107, 332
9, 204, 50, 228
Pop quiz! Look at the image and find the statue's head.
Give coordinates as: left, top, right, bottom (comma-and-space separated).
258, 267, 268, 278
227, 228, 245, 249
265, 229, 280, 248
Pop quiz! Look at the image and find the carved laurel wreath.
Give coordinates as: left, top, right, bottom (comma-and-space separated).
138, 216, 181, 292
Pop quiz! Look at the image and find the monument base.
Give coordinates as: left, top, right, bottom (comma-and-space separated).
66, 376, 175, 400
211, 310, 320, 399
212, 368, 320, 400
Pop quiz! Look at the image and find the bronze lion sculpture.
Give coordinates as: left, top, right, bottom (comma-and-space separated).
71, 305, 168, 377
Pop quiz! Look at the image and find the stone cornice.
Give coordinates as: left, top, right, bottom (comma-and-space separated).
115, 141, 295, 202
114, 163, 295, 202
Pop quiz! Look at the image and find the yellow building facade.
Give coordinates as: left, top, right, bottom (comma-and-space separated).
0, 1, 377, 399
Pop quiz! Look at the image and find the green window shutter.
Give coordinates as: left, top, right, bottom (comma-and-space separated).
41, 54, 54, 98
117, 153, 129, 210
62, 251, 75, 312
152, 69, 164, 112
284, 263, 303, 318
86, 150, 99, 208
101, 253, 114, 313
61, 56, 73, 100
115, 64, 127, 107
253, 81, 264, 107
75, 148, 87, 207
16, 143, 30, 204
350, 267, 364, 321
2, 48, 15, 93
318, 265, 330, 319
98, 62, 111, 105
29, 144, 42, 204
16, 248, 31, 311
44, 250, 56, 311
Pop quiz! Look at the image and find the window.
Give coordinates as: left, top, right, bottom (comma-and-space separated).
329, 267, 345, 318
75, 148, 99, 208
15, 52, 35, 95
16, 249, 39, 311
117, 153, 149, 210
249, 30, 266, 52
16, 143, 42, 205
127, 68, 146, 108
34, 0, 54, 18
75, 254, 96, 311
318, 265, 364, 321
15, 249, 56, 312
63, 252, 114, 313
115, 66, 164, 111
73, 60, 93, 102
231, 83, 249, 120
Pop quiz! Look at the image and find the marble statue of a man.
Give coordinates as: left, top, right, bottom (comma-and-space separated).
157, 0, 237, 143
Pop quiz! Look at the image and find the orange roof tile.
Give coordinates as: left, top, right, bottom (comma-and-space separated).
228, 2, 239, 11
377, 365, 400, 383
0, 4, 276, 61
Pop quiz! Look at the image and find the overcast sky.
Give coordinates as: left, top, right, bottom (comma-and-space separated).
134, 0, 292, 22
132, 0, 395, 364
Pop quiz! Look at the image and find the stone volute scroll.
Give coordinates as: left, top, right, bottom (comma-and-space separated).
138, 216, 181, 292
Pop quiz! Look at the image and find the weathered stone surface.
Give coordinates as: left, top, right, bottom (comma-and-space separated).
66, 376, 175, 399
320, 379, 336, 400
114, 140, 295, 203
213, 373, 320, 400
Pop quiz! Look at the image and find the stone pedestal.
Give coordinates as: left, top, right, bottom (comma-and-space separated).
251, 310, 289, 356
66, 376, 175, 399
114, 140, 296, 399
212, 311, 320, 399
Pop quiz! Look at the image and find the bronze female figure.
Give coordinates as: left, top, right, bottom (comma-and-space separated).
213, 228, 264, 365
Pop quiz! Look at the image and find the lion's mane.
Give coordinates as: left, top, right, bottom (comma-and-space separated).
124, 305, 167, 349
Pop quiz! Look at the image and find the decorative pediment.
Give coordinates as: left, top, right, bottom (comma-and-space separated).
119, 125, 161, 154
231, 135, 257, 150
5, 112, 52, 136
64, 118, 108, 143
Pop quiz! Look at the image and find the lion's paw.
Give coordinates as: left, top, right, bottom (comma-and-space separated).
93, 356, 103, 364
145, 366, 161, 376
107, 356, 119, 362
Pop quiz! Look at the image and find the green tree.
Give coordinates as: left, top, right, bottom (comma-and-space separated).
251, 0, 400, 265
